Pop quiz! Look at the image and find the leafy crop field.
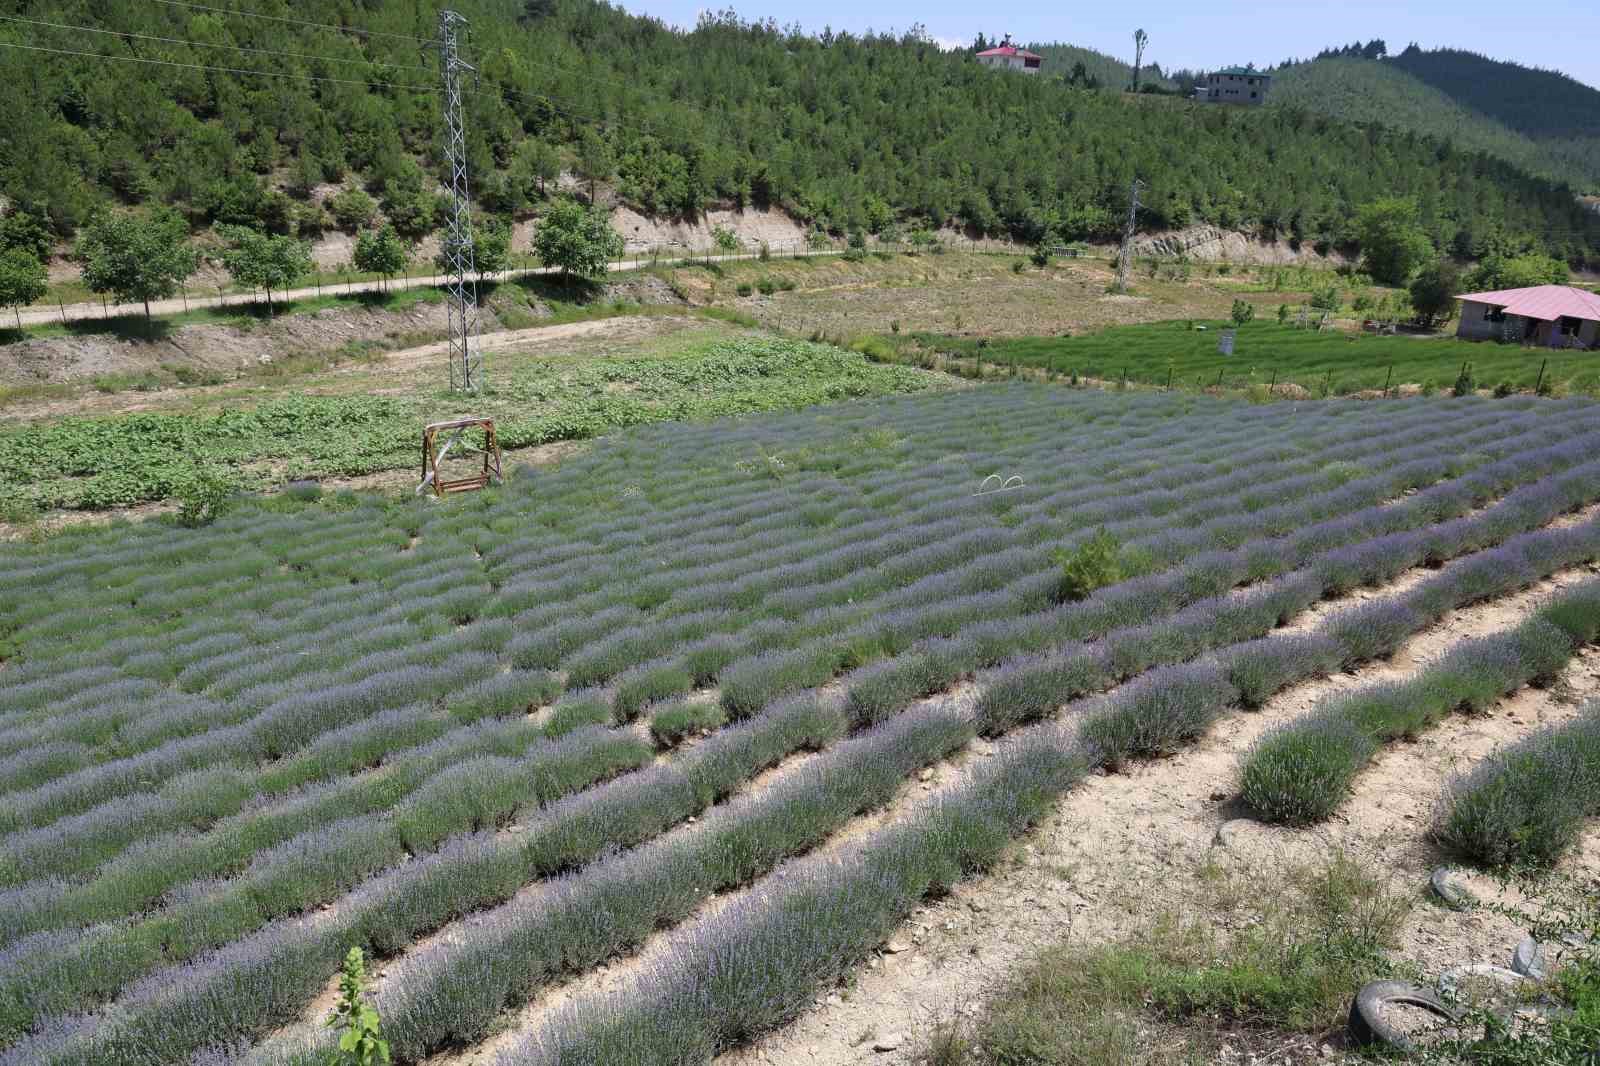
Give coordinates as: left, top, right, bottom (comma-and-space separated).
0, 335, 935, 510
5, 385, 1600, 1065
887, 321, 1598, 396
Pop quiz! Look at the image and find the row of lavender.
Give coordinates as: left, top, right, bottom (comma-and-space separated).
9, 400, 1600, 1062
3, 398, 1574, 979
268, 506, 1600, 1066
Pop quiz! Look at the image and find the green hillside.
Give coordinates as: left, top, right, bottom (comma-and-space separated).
1270, 58, 1589, 189
1270, 47, 1600, 193
1025, 43, 1175, 91
0, 2, 1596, 267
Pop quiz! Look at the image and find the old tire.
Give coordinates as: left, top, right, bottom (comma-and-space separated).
1348, 980, 1459, 1050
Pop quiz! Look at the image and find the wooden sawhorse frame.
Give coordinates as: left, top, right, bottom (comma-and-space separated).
417, 417, 503, 497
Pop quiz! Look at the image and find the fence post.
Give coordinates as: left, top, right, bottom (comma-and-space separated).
1382, 364, 1392, 397
1165, 366, 1173, 391
1535, 358, 1547, 396
1268, 367, 1277, 395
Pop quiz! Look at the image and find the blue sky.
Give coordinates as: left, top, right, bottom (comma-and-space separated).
618, 0, 1600, 89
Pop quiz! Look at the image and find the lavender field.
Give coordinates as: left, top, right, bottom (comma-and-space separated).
5, 384, 1600, 1065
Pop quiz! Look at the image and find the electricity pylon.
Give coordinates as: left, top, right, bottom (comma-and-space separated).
435, 9, 481, 392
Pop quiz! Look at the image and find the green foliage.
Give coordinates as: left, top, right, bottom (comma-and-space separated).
1409, 260, 1460, 327
0, 209, 54, 261
1354, 198, 1435, 285
1464, 253, 1569, 292
217, 226, 313, 309
173, 466, 238, 528
434, 220, 512, 280
328, 189, 377, 232
1276, 303, 1291, 324
0, 337, 936, 509
352, 225, 410, 284
711, 225, 740, 255
1308, 283, 1342, 311
534, 198, 624, 280
1229, 299, 1255, 327
326, 947, 390, 1066
1271, 55, 1600, 190
1052, 528, 1123, 603
74, 209, 198, 318
1454, 361, 1477, 396
0, 247, 48, 318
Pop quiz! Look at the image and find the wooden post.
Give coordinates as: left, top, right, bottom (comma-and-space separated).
101, 295, 108, 318
1268, 367, 1277, 395
1535, 357, 1547, 396
1383, 364, 1392, 397
58, 298, 66, 325
1165, 366, 1173, 391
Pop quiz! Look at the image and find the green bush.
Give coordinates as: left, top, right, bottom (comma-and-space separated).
173, 467, 239, 528
757, 276, 777, 295
735, 282, 753, 297
1052, 529, 1123, 603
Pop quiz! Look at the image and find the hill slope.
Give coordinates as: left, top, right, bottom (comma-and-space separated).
1270, 48, 1600, 192
0, 1, 1596, 265
1025, 43, 1175, 90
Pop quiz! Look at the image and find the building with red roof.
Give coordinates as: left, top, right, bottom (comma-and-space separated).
976, 35, 1043, 74
1456, 284, 1600, 348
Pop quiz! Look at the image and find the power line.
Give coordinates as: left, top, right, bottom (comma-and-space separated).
145, 0, 432, 45
0, 13, 432, 71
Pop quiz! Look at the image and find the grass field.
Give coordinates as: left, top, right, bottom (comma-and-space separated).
876, 320, 1592, 396
4, 385, 1600, 1065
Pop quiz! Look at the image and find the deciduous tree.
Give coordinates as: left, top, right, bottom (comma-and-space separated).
75, 209, 198, 320
1354, 198, 1434, 285
353, 224, 410, 290
0, 247, 47, 328
217, 225, 314, 315
533, 197, 622, 280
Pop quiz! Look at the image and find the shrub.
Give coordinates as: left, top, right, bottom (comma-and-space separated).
1241, 714, 1379, 825
756, 276, 777, 296
735, 282, 753, 297
1453, 362, 1476, 396
285, 479, 323, 502
173, 466, 239, 528
1230, 299, 1255, 327
1077, 662, 1238, 769
1052, 529, 1123, 603
649, 699, 727, 748
1434, 706, 1600, 866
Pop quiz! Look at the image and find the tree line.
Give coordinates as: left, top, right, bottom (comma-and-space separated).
0, 0, 1597, 287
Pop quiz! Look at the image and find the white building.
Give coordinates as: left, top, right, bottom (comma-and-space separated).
976, 35, 1043, 74
1204, 66, 1270, 105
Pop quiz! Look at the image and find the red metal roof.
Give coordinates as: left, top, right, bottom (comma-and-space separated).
1457, 285, 1600, 322
977, 45, 1042, 59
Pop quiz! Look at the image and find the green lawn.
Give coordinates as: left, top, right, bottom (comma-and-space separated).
893, 321, 1595, 395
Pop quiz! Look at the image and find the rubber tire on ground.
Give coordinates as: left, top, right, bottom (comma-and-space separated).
1348, 980, 1460, 1050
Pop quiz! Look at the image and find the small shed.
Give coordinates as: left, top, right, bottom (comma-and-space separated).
1455, 285, 1600, 349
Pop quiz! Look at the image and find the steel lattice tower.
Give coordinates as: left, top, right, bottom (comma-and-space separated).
436, 10, 481, 392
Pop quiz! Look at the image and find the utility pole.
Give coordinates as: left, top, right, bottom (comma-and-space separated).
435, 10, 481, 393
1115, 177, 1143, 293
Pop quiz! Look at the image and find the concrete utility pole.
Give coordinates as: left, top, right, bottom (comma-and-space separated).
1115, 177, 1144, 293
435, 9, 481, 393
